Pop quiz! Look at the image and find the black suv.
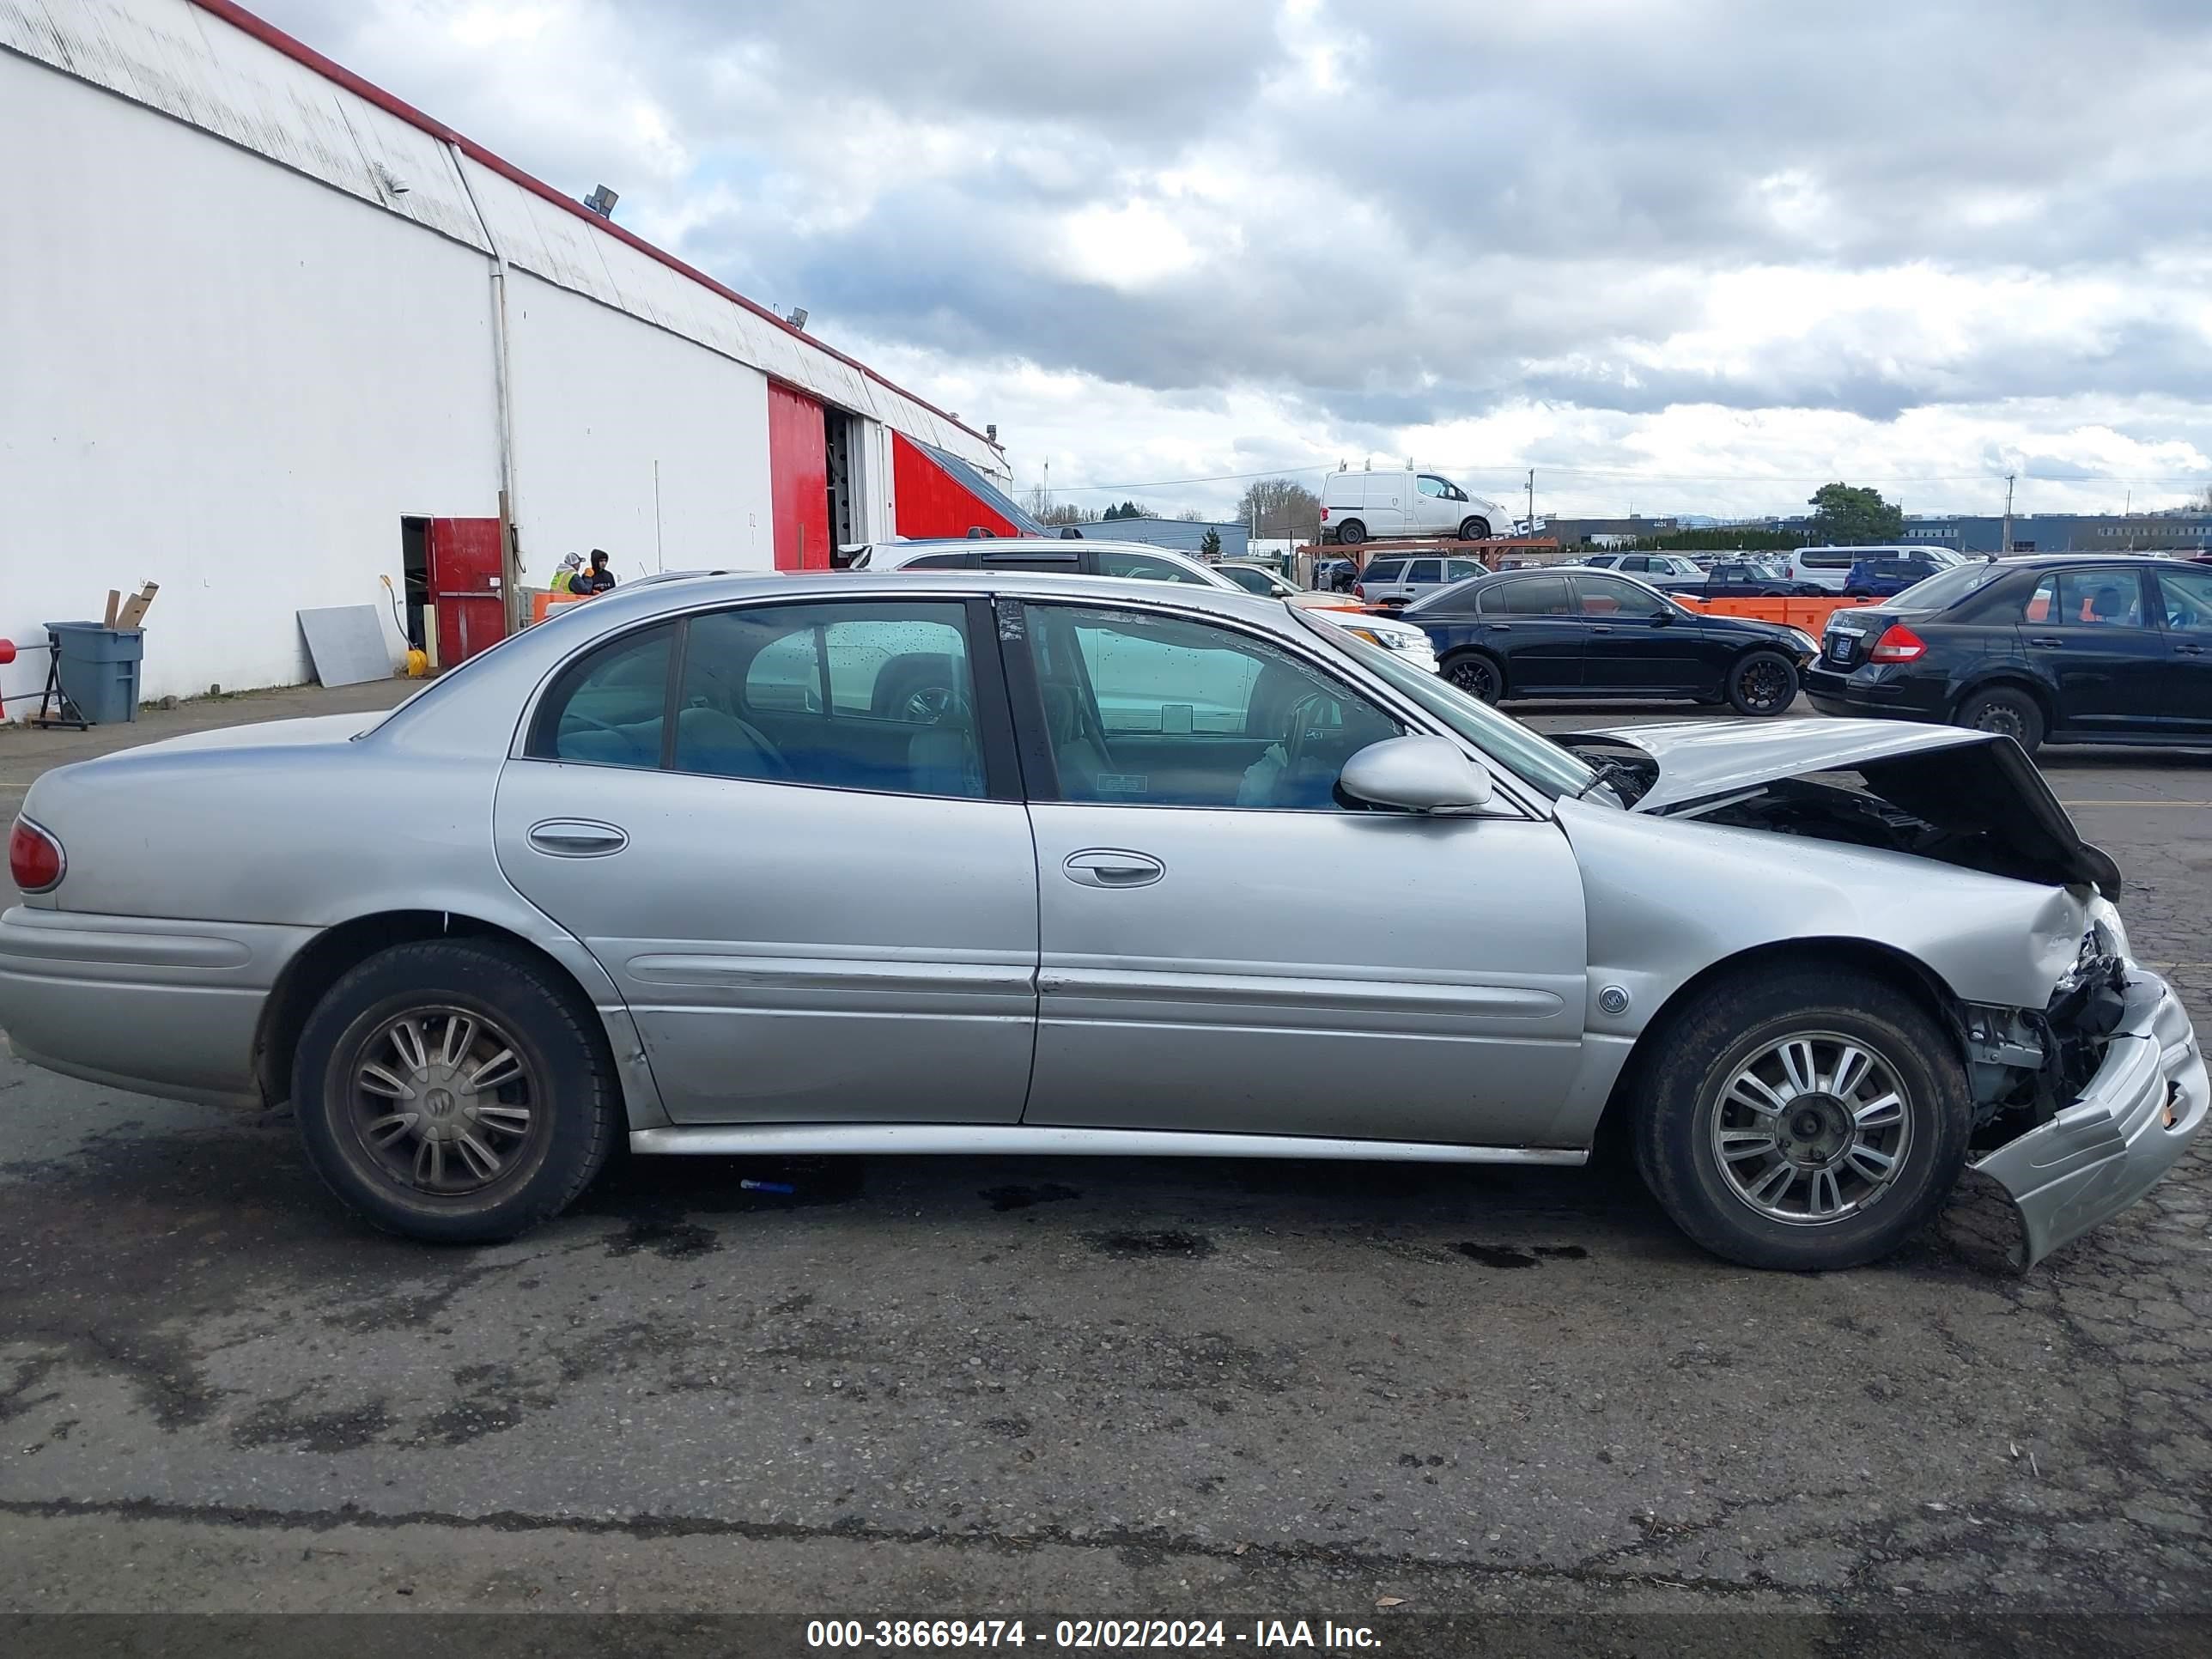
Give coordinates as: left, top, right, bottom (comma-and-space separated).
1804, 555, 2212, 755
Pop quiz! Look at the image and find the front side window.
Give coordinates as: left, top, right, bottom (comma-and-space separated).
2156, 568, 2212, 633
903, 550, 975, 570
1218, 565, 1282, 597
1447, 559, 1482, 581
1480, 575, 1573, 617
1097, 550, 1210, 585
1416, 476, 1449, 498
673, 601, 984, 797
1023, 605, 1401, 811
1575, 575, 1668, 618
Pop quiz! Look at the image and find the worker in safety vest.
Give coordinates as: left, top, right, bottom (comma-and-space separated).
550, 552, 582, 593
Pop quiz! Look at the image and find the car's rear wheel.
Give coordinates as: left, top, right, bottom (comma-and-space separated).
1633, 966, 1971, 1270
1443, 650, 1504, 702
1954, 684, 2045, 757
1335, 520, 1367, 546
293, 939, 617, 1243
1457, 517, 1492, 541
1727, 649, 1798, 716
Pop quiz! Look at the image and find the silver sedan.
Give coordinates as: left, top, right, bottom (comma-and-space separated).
2, 572, 2202, 1270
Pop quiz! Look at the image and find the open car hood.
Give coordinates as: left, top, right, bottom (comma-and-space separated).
1561, 719, 2122, 895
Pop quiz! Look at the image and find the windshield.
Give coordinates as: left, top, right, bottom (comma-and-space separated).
1294, 610, 1599, 799
1890, 558, 2006, 610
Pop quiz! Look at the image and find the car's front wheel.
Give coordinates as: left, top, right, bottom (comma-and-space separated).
1727, 648, 1798, 715
1633, 965, 1972, 1270
293, 939, 617, 1243
1457, 517, 1492, 541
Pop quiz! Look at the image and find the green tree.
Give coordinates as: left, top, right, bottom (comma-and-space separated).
1807, 483, 1905, 545
1199, 527, 1223, 558
1115, 501, 1145, 520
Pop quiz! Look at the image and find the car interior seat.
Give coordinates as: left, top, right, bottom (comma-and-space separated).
1041, 682, 1110, 800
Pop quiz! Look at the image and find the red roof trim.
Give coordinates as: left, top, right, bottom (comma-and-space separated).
185, 0, 1000, 453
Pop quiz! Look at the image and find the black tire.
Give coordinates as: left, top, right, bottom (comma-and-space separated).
1336, 520, 1367, 547
293, 939, 617, 1243
1954, 684, 2045, 757
1727, 649, 1798, 716
1633, 964, 1972, 1271
1443, 650, 1504, 702
1457, 517, 1492, 541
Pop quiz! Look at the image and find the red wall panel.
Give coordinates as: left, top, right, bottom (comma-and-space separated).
892, 432, 1023, 540
768, 382, 831, 570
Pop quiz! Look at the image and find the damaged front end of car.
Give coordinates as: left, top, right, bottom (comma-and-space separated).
1961, 940, 2207, 1267
1561, 718, 2208, 1267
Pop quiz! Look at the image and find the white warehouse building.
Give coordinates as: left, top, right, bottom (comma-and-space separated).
1, 0, 1021, 711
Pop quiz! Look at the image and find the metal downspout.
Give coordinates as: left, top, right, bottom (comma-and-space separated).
447, 140, 523, 634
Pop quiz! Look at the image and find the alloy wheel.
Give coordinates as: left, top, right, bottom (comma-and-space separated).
1736, 657, 1791, 714
1708, 1031, 1912, 1225
1447, 658, 1499, 702
348, 1006, 541, 1194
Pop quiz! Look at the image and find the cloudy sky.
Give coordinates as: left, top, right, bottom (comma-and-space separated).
263, 0, 2212, 523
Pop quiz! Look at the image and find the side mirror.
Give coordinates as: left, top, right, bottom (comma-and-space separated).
1649, 608, 1674, 626
1339, 736, 1495, 814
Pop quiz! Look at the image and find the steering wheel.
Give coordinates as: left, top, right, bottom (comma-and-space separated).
1282, 690, 1333, 777
899, 684, 959, 725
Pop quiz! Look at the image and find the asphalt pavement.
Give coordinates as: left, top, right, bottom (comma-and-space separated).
2, 686, 2209, 1640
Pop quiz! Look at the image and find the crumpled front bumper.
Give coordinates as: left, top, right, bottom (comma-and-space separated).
1971, 967, 2207, 1268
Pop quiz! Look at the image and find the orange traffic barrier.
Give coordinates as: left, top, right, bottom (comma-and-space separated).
530, 589, 588, 626
1674, 594, 1885, 632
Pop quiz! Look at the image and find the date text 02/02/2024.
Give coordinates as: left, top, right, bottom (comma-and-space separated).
805, 1619, 1386, 1649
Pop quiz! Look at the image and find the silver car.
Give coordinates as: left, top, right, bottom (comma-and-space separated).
1, 572, 2201, 1270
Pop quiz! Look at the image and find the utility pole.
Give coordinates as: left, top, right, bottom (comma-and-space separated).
2001, 473, 2015, 556
1526, 469, 1535, 536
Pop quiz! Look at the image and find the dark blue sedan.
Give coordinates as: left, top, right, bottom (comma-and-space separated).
1405, 568, 1818, 715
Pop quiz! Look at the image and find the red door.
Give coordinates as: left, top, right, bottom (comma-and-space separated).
768, 383, 830, 570
428, 517, 507, 665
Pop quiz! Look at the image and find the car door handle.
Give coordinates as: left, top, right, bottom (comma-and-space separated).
1063, 849, 1165, 888
2027, 635, 2064, 648
1487, 623, 1514, 632
527, 818, 629, 857
2178, 642, 2208, 655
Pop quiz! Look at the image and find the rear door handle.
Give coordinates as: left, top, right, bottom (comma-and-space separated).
2027, 636, 2064, 648
2177, 643, 2208, 656
1063, 849, 1165, 888
528, 818, 629, 857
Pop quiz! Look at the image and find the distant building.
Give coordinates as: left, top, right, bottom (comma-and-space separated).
1080, 518, 1252, 559
1538, 517, 1681, 546
1896, 514, 2212, 555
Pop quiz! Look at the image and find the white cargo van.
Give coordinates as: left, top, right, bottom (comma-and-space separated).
1784, 545, 1962, 592
1321, 469, 1505, 545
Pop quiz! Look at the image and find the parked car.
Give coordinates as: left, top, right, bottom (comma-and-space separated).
3, 570, 2194, 1272
1843, 554, 1951, 599
1571, 551, 1708, 589
1403, 568, 1817, 715
851, 538, 1437, 673
1213, 561, 1364, 612
1806, 555, 2212, 756
1672, 560, 1829, 600
1786, 544, 1963, 592
1320, 468, 1509, 545
1352, 553, 1489, 607
1315, 557, 1358, 592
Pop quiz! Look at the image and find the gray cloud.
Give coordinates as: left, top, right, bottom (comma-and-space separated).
252, 0, 2212, 456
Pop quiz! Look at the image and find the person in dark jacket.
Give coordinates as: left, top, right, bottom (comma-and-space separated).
573, 549, 618, 596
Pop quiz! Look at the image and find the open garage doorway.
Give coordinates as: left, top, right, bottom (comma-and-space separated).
399, 516, 429, 650
825, 406, 860, 563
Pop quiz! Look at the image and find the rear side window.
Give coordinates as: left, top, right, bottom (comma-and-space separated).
2023, 570, 2147, 629
1480, 575, 1572, 617
1364, 560, 1407, 582
904, 551, 975, 570
1407, 559, 1443, 584
532, 623, 676, 769
1097, 550, 1211, 585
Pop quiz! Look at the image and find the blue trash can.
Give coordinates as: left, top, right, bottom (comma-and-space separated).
46, 622, 145, 724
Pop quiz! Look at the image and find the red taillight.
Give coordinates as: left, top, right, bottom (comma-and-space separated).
1352, 582, 1366, 599
9, 818, 64, 892
1869, 623, 1927, 663
1320, 507, 1330, 521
